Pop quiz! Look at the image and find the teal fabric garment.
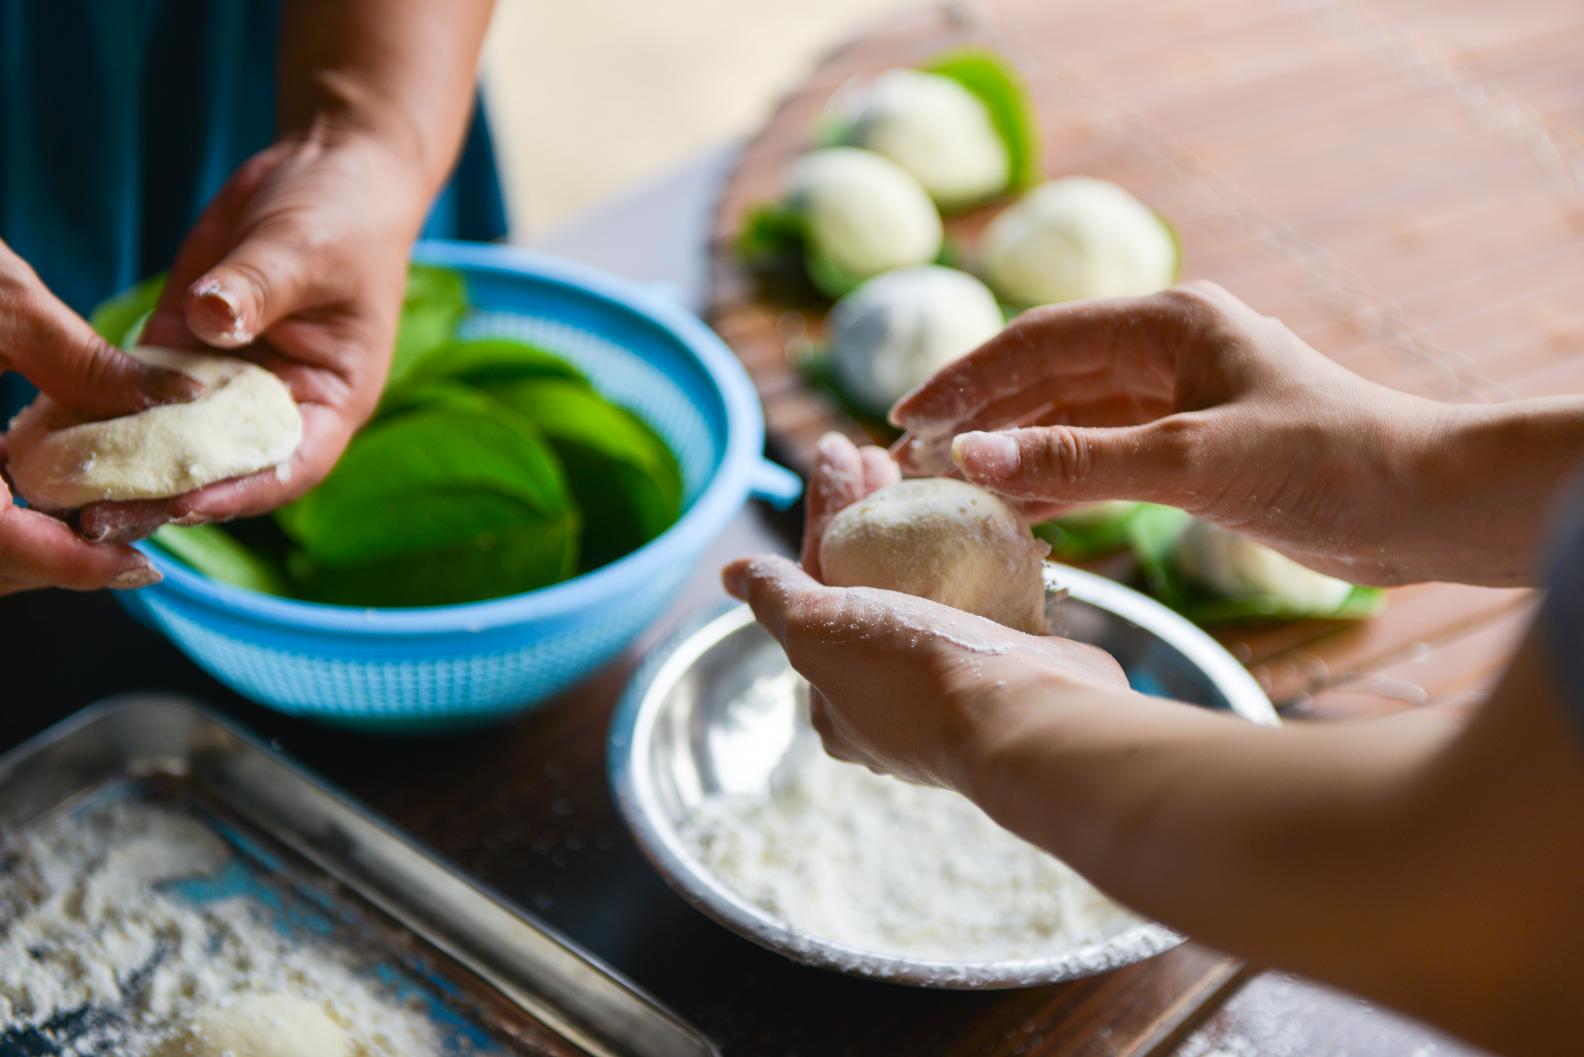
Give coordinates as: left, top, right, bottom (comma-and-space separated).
0, 0, 509, 416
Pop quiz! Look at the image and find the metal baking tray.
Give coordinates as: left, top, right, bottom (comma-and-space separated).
0, 696, 716, 1057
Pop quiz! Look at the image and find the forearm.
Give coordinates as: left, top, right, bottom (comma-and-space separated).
277, 0, 495, 202
1406, 396, 1584, 586
957, 659, 1584, 1054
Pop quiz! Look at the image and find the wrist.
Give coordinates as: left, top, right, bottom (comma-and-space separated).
1407, 397, 1584, 585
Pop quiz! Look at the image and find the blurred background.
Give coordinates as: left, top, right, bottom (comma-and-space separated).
480, 0, 924, 231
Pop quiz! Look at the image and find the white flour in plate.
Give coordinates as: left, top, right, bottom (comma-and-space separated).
0, 798, 442, 1056
681, 693, 1137, 964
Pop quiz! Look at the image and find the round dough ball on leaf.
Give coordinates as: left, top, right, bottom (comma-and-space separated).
820, 477, 1050, 634
828, 265, 1004, 415
839, 69, 1011, 209
787, 147, 943, 288
980, 176, 1177, 307
156, 993, 350, 1057
4, 346, 302, 510
1174, 518, 1353, 611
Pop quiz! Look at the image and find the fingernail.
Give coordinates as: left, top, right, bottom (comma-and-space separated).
109, 564, 163, 590
189, 280, 253, 347
722, 561, 748, 599
140, 366, 206, 405
951, 431, 1021, 480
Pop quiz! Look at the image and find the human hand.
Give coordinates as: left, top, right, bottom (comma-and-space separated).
78, 132, 427, 542
723, 552, 1127, 789
798, 431, 901, 578
0, 239, 196, 592
892, 281, 1464, 585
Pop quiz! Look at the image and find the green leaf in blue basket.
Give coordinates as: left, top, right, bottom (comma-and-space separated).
150, 522, 289, 595
387, 264, 469, 389
90, 273, 166, 347
1125, 504, 1384, 625
482, 378, 683, 571
287, 496, 580, 607
277, 403, 577, 570
398, 337, 589, 391
922, 48, 1042, 190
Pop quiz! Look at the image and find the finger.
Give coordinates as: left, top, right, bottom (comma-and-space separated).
142, 151, 280, 350
858, 445, 900, 494
721, 553, 821, 644
0, 502, 161, 591
78, 499, 188, 544
949, 418, 1201, 505
889, 292, 1184, 439
808, 692, 863, 765
184, 216, 325, 349
800, 432, 869, 576
0, 274, 201, 416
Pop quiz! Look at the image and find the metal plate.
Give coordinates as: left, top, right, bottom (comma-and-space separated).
610, 564, 1277, 989
0, 697, 717, 1057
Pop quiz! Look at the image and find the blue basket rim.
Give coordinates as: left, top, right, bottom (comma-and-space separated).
135, 239, 768, 636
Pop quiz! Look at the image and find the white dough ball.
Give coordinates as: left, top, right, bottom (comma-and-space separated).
840, 69, 1010, 208
980, 176, 1177, 306
787, 148, 943, 284
156, 993, 350, 1057
4, 345, 302, 510
820, 477, 1050, 634
828, 266, 1004, 414
1174, 519, 1353, 611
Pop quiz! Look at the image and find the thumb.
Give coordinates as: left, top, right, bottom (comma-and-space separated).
183, 220, 319, 348
0, 286, 201, 418
950, 419, 1199, 505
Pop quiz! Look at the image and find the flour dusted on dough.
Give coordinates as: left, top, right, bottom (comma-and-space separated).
4, 345, 302, 509
681, 675, 1136, 964
819, 477, 1050, 634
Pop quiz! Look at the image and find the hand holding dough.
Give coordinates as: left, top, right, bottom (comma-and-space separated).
819, 477, 1050, 634
4, 346, 302, 510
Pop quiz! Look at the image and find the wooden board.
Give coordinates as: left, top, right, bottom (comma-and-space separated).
703, 1, 1583, 1053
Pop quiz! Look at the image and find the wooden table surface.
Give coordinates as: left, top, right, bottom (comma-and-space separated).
8, 0, 1582, 1053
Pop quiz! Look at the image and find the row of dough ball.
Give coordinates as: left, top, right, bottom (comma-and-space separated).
788, 66, 1176, 415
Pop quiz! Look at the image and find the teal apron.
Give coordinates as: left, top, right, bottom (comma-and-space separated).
0, 0, 509, 415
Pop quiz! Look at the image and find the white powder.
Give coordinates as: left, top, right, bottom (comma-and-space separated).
681, 698, 1137, 964
0, 797, 445, 1056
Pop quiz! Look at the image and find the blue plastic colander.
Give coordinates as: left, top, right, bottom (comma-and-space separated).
118, 240, 802, 731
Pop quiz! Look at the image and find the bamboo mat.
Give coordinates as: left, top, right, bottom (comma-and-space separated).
707, 0, 1582, 723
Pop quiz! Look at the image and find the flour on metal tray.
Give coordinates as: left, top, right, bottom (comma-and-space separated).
0, 798, 442, 1056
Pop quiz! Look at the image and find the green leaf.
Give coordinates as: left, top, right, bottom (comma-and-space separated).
1032, 502, 1144, 561
277, 404, 575, 566
289, 512, 579, 607
388, 265, 469, 388
90, 273, 166, 347
803, 245, 868, 300
397, 337, 588, 392
922, 49, 1041, 190
149, 523, 289, 595
1125, 504, 1384, 625
482, 378, 683, 570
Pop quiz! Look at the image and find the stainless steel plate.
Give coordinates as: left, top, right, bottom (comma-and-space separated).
609, 564, 1276, 989
0, 697, 716, 1057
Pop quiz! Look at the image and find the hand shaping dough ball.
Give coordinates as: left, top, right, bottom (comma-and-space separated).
1174, 518, 1353, 611
4, 346, 302, 510
819, 477, 1050, 634
156, 993, 350, 1057
828, 266, 1005, 414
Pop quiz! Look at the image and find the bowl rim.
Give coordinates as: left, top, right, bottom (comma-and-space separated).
609, 565, 1276, 988
134, 240, 766, 636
